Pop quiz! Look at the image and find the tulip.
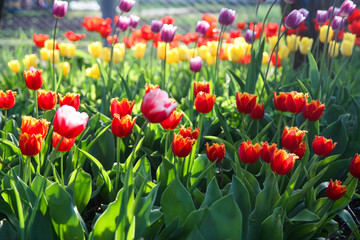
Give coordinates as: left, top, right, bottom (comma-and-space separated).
157, 42, 168, 60
23, 54, 38, 69
312, 136, 337, 157
67, 43, 76, 57
278, 45, 290, 60
129, 14, 140, 29
178, 45, 189, 61
33, 33, 49, 48
206, 142, 225, 162
161, 24, 177, 43
339, 0, 356, 18
88, 42, 102, 58
285, 91, 307, 114
52, 0, 68, 18
38, 90, 57, 110
218, 8, 236, 26
119, 0, 136, 13
113, 47, 124, 63
7, 60, 20, 73
350, 153, 360, 179
239, 140, 261, 164
196, 20, 210, 35
245, 29, 256, 44
53, 105, 89, 139
271, 149, 298, 175
40, 48, 50, 61
273, 92, 288, 112
21, 116, 50, 139
260, 142, 277, 163
52, 132, 76, 152
19, 133, 43, 157
58, 43, 69, 57
145, 83, 159, 94
194, 92, 216, 114
166, 48, 179, 64
282, 126, 307, 150
302, 100, 325, 121
24, 67, 43, 90
343, 32, 356, 46
206, 53, 216, 66
151, 20, 163, 34
328, 7, 340, 20
110, 98, 135, 118
117, 16, 131, 32
58, 62, 70, 77
111, 114, 137, 138
198, 45, 209, 60
48, 50, 60, 64
58, 93, 80, 111
262, 52, 269, 65
44, 39, 56, 50
285, 10, 306, 30
328, 41, 340, 58
299, 8, 309, 18
331, 16, 345, 32
0, 90, 17, 110
85, 64, 100, 79
207, 41, 218, 56
133, 43, 147, 59
250, 102, 265, 120
141, 88, 177, 123
227, 43, 246, 62
290, 141, 306, 160
236, 92, 257, 114
316, 10, 328, 25
172, 133, 196, 158
286, 35, 300, 52
340, 40, 354, 57
268, 36, 279, 52
179, 125, 200, 140
161, 111, 184, 130
326, 180, 347, 200
65, 31, 86, 42
299, 37, 313, 55
194, 81, 210, 97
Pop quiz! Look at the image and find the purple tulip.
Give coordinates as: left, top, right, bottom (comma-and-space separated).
327, 7, 340, 20
160, 24, 177, 43
284, 0, 297, 4
129, 15, 140, 29
151, 20, 163, 34
299, 8, 309, 18
195, 20, 210, 35
117, 16, 131, 32
190, 57, 202, 73
331, 16, 345, 31
339, 0, 356, 18
119, 0, 136, 13
285, 10, 306, 30
316, 10, 328, 25
245, 29, 256, 44
218, 8, 236, 26
52, 0, 68, 18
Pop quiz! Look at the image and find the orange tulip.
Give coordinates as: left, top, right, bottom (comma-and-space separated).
59, 93, 80, 111
24, 67, 43, 90
19, 132, 43, 156
52, 132, 76, 152
285, 91, 307, 114
21, 116, 50, 139
239, 140, 261, 164
302, 100, 325, 122
111, 114, 137, 138
260, 142, 277, 163
326, 179, 347, 201
312, 136, 337, 157
161, 111, 184, 130
206, 142, 225, 162
236, 92, 257, 114
270, 149, 298, 175
194, 81, 210, 97
172, 133, 196, 157
282, 126, 307, 150
179, 125, 200, 140
110, 98, 135, 118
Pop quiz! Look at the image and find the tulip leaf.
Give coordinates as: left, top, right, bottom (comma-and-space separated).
200, 177, 222, 208
228, 68, 245, 92
156, 157, 176, 191
289, 209, 320, 222
338, 209, 360, 239
214, 103, 233, 144
308, 51, 320, 99
0, 219, 17, 240
68, 168, 92, 213
259, 207, 283, 240
89, 127, 114, 171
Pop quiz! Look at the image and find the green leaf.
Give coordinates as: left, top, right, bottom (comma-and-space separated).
290, 209, 320, 222
214, 104, 233, 144
228, 68, 245, 92
338, 209, 360, 239
308, 50, 320, 99
200, 177, 222, 208
89, 128, 115, 171
259, 207, 283, 240
0, 219, 16, 240
68, 168, 92, 213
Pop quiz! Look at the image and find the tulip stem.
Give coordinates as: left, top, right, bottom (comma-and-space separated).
258, 0, 277, 50
60, 153, 64, 187
214, 25, 225, 95
115, 137, 122, 192
195, 113, 204, 157
219, 160, 224, 189
52, 18, 58, 90
162, 44, 168, 90
2, 110, 7, 161
34, 90, 38, 119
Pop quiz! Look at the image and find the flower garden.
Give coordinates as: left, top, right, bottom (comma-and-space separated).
1, 0, 360, 239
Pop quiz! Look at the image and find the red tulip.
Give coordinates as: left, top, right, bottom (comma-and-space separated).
111, 114, 137, 138
19, 133, 43, 156
24, 67, 43, 91
65, 31, 86, 41
326, 179, 347, 201
59, 93, 80, 111
194, 82, 210, 97
161, 16, 175, 25
33, 33, 49, 48
312, 136, 337, 157
38, 90, 57, 110
161, 111, 184, 130
194, 92, 216, 114
270, 149, 298, 175
302, 100, 325, 122
144, 83, 159, 93
250, 102, 265, 120
282, 126, 307, 150
285, 91, 307, 114
21, 116, 50, 139
179, 125, 200, 140
206, 142, 225, 162
0, 90, 17, 110
141, 88, 177, 123
290, 141, 306, 160
260, 142, 277, 163
172, 133, 195, 157
273, 92, 288, 112
52, 132, 76, 152
110, 98, 135, 118
236, 92, 257, 114
349, 153, 360, 179
53, 105, 89, 139
140, 25, 154, 41
239, 140, 261, 164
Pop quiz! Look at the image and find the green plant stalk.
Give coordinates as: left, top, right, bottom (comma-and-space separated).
249, 2, 260, 59
115, 137, 122, 192
60, 153, 64, 187
195, 113, 204, 157
28, 157, 32, 186
34, 90, 38, 119
258, 0, 277, 49
2, 110, 7, 161
214, 25, 225, 95
11, 181, 25, 240
52, 18, 58, 90
274, 3, 288, 82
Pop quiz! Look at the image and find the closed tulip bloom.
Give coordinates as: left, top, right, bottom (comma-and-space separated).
113, 48, 123, 63
350, 154, 360, 179
67, 43, 76, 57
207, 41, 218, 56
219, 8, 236, 26
206, 53, 216, 65
21, 116, 50, 139
302, 100, 325, 121
190, 56, 203, 73
53, 0, 68, 18
299, 8, 309, 18
111, 114, 137, 138
194, 81, 210, 97
316, 10, 328, 25
38, 90, 57, 110
206, 142, 225, 162
339, 0, 356, 18
19, 133, 43, 156
133, 43, 147, 59
236, 92, 257, 114
129, 14, 140, 29
151, 20, 163, 34
58, 62, 70, 77
331, 16, 345, 32
24, 67, 43, 90
58, 43, 68, 57
141, 88, 177, 123
227, 43, 245, 62
52, 132, 76, 152
299, 37, 313, 55
196, 20, 210, 35
179, 125, 200, 140
245, 29, 256, 44
250, 102, 265, 120
340, 40, 354, 57
85, 64, 100, 79
286, 35, 300, 52
44, 39, 56, 50
23, 54, 38, 69
285, 10, 306, 30
100, 47, 111, 62
110, 98, 135, 118
0, 90, 17, 110
119, 0, 136, 13
178, 45, 189, 61
172, 133, 196, 157
328, 7, 340, 20
161, 24, 177, 43
40, 48, 50, 61
260, 142, 277, 163
312, 136, 337, 157
326, 180, 347, 200
194, 92, 216, 114
53, 105, 89, 139
7, 60, 20, 73
166, 48, 179, 64
278, 45, 290, 60
273, 92, 288, 111
88, 42, 102, 58
161, 111, 184, 130
271, 149, 298, 175
157, 42, 168, 60
285, 91, 307, 114
268, 36, 279, 52
33, 33, 49, 48
262, 52, 269, 65
282, 126, 307, 150
59, 92, 80, 111
290, 141, 306, 160
343, 32, 356, 46
48, 50, 60, 64
198, 45, 209, 60
239, 140, 261, 164
117, 16, 131, 32
328, 41, 340, 58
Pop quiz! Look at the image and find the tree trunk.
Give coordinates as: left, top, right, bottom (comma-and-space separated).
101, 0, 116, 26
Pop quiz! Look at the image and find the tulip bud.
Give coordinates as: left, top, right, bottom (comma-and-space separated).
111, 114, 137, 138
59, 92, 80, 111
250, 102, 265, 120
260, 142, 277, 163
350, 153, 360, 179
282, 126, 307, 150
194, 81, 210, 97
161, 111, 184, 130
110, 98, 135, 118
236, 92, 257, 114
179, 125, 200, 140
285, 10, 306, 30
119, 0, 136, 13
316, 10, 328, 25
7, 60, 20, 73
129, 14, 140, 29
19, 133, 43, 157
52, 132, 76, 152
285, 91, 307, 114
302, 100, 325, 121
44, 39, 56, 50
85, 64, 101, 79
312, 136, 337, 157
206, 52, 216, 66
24, 67, 43, 90
23, 54, 38, 69
58, 43, 68, 57
239, 140, 261, 164
0, 90, 17, 110
198, 45, 209, 60
40, 48, 50, 61
331, 16, 345, 32
328, 40, 340, 58
206, 142, 225, 162
299, 8, 309, 18
273, 92, 288, 112
207, 41, 218, 56
278, 45, 290, 60
172, 133, 196, 157
194, 92, 216, 114
161, 24, 177, 43
67, 43, 76, 57
38, 90, 57, 110
151, 20, 163, 34
117, 16, 131, 32
190, 57, 203, 73
271, 149, 298, 175
339, 0, 356, 18
326, 179, 347, 201
196, 20, 210, 35
218, 8, 236, 26
52, 0, 68, 18
178, 45, 189, 61
245, 29, 256, 44
58, 62, 70, 77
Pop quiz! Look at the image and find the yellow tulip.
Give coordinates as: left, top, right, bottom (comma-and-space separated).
178, 45, 189, 61
343, 32, 356, 48
86, 64, 100, 79
278, 45, 290, 60
58, 62, 70, 77
319, 25, 334, 43
133, 43, 147, 59
58, 43, 68, 57
206, 52, 216, 66
166, 48, 179, 64
233, 37, 245, 45
101, 47, 111, 62
299, 37, 313, 55
67, 43, 76, 57
262, 52, 269, 65
23, 54, 38, 69
188, 49, 197, 58
157, 42, 169, 60
207, 41, 218, 56
227, 43, 245, 62
7, 60, 20, 73
268, 36, 279, 52
44, 39, 56, 50
40, 48, 50, 61
198, 45, 209, 60
221, 43, 229, 60
286, 35, 300, 52
88, 42, 102, 58
48, 50, 60, 64
341, 40, 353, 57
328, 41, 340, 58
114, 43, 125, 59
113, 48, 123, 63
